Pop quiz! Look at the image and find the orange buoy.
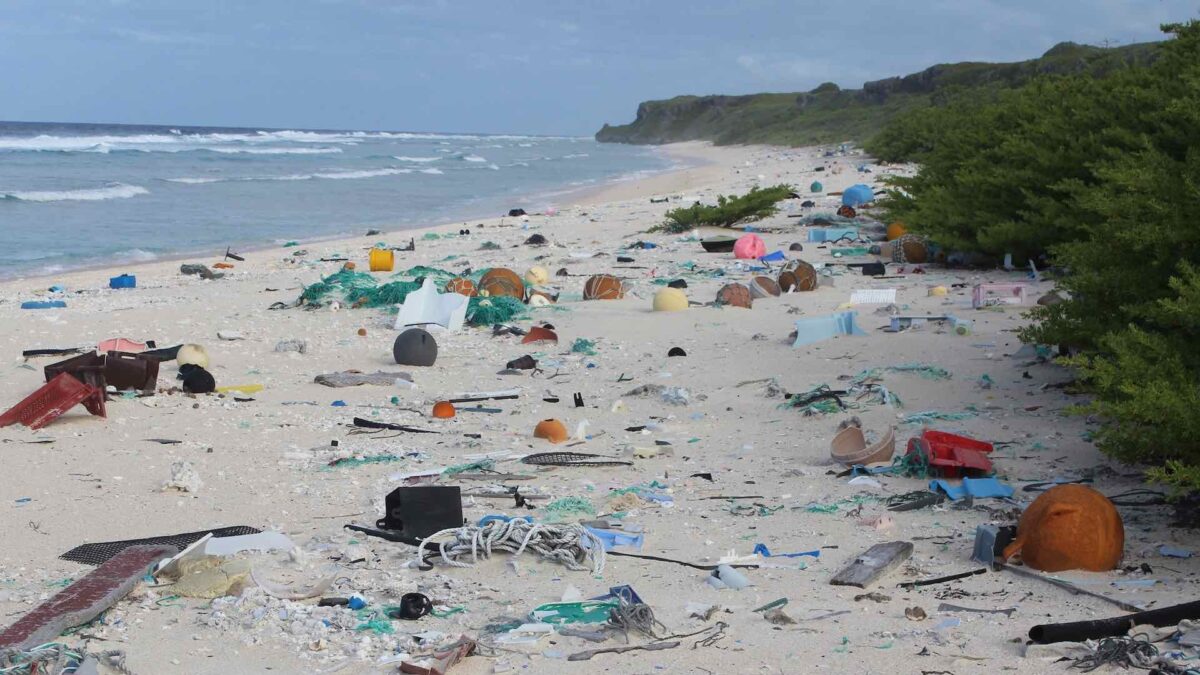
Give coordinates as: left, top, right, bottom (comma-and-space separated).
479, 268, 525, 299
432, 401, 456, 419
521, 326, 559, 344
1001, 484, 1124, 572
886, 221, 908, 241
533, 418, 569, 444
445, 277, 477, 297
715, 283, 752, 309
583, 274, 624, 300
343, 262, 357, 271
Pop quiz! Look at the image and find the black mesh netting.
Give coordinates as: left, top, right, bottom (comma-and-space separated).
59, 526, 261, 565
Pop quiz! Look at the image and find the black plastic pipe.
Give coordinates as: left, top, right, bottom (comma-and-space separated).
1029, 599, 1200, 644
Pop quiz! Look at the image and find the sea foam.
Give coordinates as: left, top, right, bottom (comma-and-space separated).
2, 183, 150, 202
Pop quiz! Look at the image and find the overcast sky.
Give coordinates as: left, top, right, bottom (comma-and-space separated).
1, 0, 1196, 135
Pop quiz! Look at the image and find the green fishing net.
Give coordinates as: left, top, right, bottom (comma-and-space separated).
324, 455, 405, 470
395, 265, 459, 282
300, 266, 465, 308
542, 496, 595, 523
570, 338, 597, 355
467, 295, 526, 325
901, 410, 977, 425
443, 459, 496, 476
795, 213, 859, 227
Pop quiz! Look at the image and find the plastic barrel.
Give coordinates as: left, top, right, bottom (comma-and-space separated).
369, 248, 394, 272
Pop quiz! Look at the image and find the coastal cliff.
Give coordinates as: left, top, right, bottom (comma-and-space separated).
596, 41, 1158, 146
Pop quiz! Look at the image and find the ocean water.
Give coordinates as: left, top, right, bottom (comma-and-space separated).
0, 121, 671, 278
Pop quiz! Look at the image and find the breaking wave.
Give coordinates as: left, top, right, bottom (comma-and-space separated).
1, 183, 150, 202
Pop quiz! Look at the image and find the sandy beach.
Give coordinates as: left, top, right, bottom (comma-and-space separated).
0, 142, 1193, 674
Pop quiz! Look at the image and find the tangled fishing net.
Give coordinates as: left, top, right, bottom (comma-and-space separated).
299, 267, 527, 325
415, 520, 605, 573
466, 296, 526, 325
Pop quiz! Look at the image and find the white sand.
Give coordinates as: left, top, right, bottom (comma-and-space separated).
0, 142, 1192, 674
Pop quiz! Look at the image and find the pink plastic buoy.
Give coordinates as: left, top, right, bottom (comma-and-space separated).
733, 234, 766, 260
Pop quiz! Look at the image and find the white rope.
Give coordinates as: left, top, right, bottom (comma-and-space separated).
415, 521, 605, 574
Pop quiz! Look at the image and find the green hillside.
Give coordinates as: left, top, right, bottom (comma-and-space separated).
595, 41, 1159, 146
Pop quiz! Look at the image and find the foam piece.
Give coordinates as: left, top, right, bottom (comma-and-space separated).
850, 289, 897, 305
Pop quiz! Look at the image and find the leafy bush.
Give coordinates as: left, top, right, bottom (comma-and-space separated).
657, 184, 793, 233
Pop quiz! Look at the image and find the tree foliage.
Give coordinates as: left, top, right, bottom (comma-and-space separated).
657, 184, 793, 233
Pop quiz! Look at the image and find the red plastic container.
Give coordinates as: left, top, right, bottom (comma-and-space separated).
0, 373, 105, 430
906, 429, 994, 478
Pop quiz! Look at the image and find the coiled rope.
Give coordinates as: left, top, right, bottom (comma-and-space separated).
415, 520, 605, 574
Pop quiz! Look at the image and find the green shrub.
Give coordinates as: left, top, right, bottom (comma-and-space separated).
880, 21, 1200, 494
657, 184, 793, 233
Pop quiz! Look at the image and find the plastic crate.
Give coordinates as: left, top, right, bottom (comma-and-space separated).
905, 429, 994, 478
0, 373, 105, 430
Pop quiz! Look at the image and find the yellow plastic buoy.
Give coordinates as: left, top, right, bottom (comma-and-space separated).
368, 248, 394, 272
652, 287, 689, 312
524, 266, 550, 286
176, 344, 210, 369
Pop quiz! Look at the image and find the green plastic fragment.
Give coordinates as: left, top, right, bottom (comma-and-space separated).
531, 600, 619, 625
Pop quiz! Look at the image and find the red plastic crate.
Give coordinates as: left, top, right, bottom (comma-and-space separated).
0, 372, 105, 430
906, 429, 994, 478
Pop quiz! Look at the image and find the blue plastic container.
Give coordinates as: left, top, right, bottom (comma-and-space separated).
109, 274, 136, 289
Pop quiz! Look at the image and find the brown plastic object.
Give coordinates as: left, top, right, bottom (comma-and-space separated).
103, 351, 160, 393
1001, 484, 1124, 572
830, 425, 896, 466
445, 277, 477, 297
479, 268, 525, 299
44, 352, 106, 393
901, 237, 929, 264
534, 419, 569, 444
0, 373, 106, 430
522, 326, 559, 344
749, 276, 781, 298
583, 274, 624, 300
716, 283, 752, 309
779, 260, 818, 292
45, 351, 159, 395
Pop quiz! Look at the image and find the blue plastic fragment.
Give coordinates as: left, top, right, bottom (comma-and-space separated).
930, 477, 1014, 501
21, 300, 67, 310
583, 527, 644, 551
753, 543, 820, 559
1159, 545, 1193, 559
